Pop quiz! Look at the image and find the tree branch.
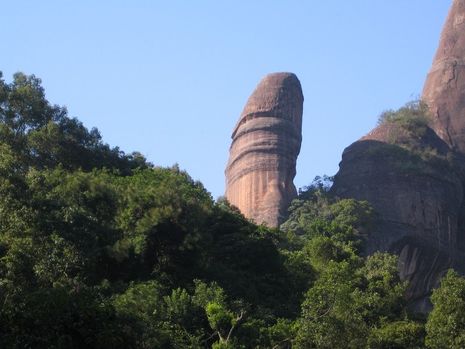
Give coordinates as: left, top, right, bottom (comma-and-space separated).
226, 310, 245, 342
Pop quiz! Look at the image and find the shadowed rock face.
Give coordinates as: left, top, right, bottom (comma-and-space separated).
331, 0, 465, 313
423, 0, 465, 153
332, 122, 465, 311
225, 73, 303, 227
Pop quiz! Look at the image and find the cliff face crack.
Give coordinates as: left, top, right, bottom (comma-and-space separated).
446, 61, 457, 87
225, 72, 303, 227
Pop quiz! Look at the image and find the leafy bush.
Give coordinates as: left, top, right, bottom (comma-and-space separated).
377, 100, 431, 136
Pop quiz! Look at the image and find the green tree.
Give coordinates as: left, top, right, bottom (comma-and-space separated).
295, 260, 365, 349
295, 253, 408, 349
113, 281, 205, 348
426, 270, 465, 349
0, 71, 149, 174
206, 302, 245, 348
367, 320, 425, 349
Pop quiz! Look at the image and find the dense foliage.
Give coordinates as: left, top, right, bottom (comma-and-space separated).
377, 100, 431, 132
0, 72, 464, 348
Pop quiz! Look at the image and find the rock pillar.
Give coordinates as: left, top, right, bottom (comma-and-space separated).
225, 73, 303, 227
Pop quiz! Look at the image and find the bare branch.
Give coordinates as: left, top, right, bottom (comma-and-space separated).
226, 310, 246, 342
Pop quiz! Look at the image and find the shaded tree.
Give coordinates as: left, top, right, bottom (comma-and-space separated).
426, 270, 465, 349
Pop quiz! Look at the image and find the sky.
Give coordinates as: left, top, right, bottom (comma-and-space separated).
1, 1, 451, 199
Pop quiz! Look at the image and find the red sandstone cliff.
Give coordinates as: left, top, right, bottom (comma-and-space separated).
225, 73, 303, 227
423, 0, 465, 153
331, 0, 465, 312
331, 116, 465, 311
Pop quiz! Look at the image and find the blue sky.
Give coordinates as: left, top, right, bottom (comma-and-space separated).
1, 1, 451, 198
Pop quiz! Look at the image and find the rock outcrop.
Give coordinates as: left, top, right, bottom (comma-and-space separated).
331, 0, 465, 313
225, 73, 303, 227
331, 115, 465, 311
423, 0, 465, 153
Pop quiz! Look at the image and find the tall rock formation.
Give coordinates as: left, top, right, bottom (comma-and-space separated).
423, 0, 465, 153
225, 73, 303, 227
331, 113, 465, 311
331, 0, 465, 312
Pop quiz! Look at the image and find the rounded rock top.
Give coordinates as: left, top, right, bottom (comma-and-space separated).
240, 72, 303, 120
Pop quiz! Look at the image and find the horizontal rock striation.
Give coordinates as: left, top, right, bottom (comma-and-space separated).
225, 73, 303, 227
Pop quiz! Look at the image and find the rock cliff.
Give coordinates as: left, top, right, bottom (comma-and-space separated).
331, 110, 465, 311
331, 0, 465, 312
225, 73, 303, 227
423, 0, 465, 153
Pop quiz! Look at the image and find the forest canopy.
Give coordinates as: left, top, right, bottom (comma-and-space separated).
0, 72, 463, 348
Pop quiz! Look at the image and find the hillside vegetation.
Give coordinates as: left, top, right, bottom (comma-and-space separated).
0, 72, 463, 348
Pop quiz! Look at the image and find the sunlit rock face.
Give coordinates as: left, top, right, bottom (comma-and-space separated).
423, 0, 465, 153
225, 72, 303, 227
